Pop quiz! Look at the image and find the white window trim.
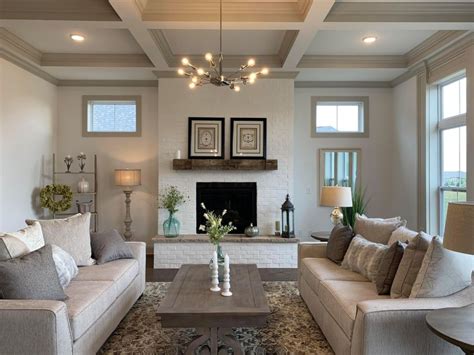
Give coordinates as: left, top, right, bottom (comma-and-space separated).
82, 95, 142, 137
311, 96, 369, 138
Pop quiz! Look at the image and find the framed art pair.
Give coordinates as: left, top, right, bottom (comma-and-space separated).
188, 117, 267, 159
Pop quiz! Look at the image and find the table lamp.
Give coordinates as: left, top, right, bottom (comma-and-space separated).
443, 201, 474, 255
115, 169, 141, 240
320, 186, 352, 225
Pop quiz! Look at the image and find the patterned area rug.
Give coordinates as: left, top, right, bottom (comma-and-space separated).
99, 282, 333, 354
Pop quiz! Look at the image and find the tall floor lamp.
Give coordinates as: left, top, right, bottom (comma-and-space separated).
115, 169, 141, 240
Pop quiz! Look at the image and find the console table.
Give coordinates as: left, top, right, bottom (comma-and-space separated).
153, 235, 299, 269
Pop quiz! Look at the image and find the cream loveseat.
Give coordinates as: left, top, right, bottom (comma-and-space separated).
298, 238, 473, 355
0, 241, 146, 355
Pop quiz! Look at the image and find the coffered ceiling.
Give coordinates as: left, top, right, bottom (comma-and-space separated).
1, 0, 473, 85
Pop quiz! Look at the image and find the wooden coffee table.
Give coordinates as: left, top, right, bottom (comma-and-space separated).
157, 264, 270, 355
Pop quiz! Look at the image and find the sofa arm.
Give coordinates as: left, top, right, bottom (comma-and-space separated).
351, 287, 473, 355
126, 241, 146, 292
0, 300, 73, 355
298, 242, 327, 269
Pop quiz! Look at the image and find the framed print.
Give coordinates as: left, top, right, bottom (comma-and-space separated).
188, 117, 225, 159
230, 118, 267, 159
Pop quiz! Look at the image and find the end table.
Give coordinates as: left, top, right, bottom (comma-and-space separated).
310, 231, 330, 242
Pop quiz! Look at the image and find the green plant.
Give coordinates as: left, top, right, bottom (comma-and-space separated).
158, 186, 188, 214
199, 203, 236, 245
40, 184, 73, 213
342, 185, 369, 229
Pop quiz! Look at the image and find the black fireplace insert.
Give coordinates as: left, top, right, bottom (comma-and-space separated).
196, 182, 257, 234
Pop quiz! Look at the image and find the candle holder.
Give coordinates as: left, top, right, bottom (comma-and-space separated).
64, 156, 73, 173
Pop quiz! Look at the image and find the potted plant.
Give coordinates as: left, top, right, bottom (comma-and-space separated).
159, 186, 188, 237
342, 185, 369, 229
199, 203, 235, 267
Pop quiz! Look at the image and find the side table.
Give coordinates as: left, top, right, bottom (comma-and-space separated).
310, 231, 330, 242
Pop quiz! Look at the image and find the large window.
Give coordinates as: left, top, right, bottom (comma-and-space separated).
311, 96, 369, 137
438, 76, 467, 232
82, 96, 141, 137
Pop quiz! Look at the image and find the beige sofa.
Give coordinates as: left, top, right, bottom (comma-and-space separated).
0, 241, 146, 355
298, 240, 473, 355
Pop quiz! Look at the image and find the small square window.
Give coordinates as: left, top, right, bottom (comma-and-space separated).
441, 77, 466, 120
311, 97, 369, 138
82, 96, 141, 137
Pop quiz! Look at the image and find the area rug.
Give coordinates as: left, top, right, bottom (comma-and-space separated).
99, 281, 334, 354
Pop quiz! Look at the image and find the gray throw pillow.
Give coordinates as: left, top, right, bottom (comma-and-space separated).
0, 245, 66, 300
375, 241, 406, 295
410, 237, 472, 298
51, 245, 78, 289
326, 224, 353, 264
390, 232, 432, 298
90, 229, 133, 265
354, 214, 407, 244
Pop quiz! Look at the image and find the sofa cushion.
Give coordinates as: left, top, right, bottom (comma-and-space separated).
90, 229, 133, 265
74, 259, 139, 297
319, 280, 389, 339
326, 224, 354, 264
388, 227, 418, 246
3, 222, 45, 252
0, 235, 30, 260
65, 280, 116, 340
354, 214, 406, 244
375, 241, 406, 295
301, 258, 368, 296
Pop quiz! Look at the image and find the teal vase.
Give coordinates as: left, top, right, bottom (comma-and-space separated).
163, 211, 180, 237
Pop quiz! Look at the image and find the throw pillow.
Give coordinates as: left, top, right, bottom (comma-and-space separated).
0, 235, 30, 261
388, 226, 418, 245
326, 224, 354, 264
0, 245, 66, 300
410, 237, 472, 298
3, 222, 45, 252
341, 235, 388, 281
390, 232, 432, 298
375, 241, 406, 295
51, 245, 78, 289
90, 229, 133, 265
26, 213, 94, 266
354, 214, 407, 244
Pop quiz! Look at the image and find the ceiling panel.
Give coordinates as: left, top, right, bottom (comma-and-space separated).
306, 30, 436, 55
295, 68, 406, 81
4, 24, 144, 54
161, 29, 286, 55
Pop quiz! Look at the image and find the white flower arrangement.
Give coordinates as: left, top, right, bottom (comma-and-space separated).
200, 203, 235, 245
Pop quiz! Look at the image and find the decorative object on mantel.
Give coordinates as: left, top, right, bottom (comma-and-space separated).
245, 223, 260, 237
200, 203, 236, 280
221, 254, 232, 297
231, 118, 267, 159
115, 169, 141, 240
342, 185, 368, 228
173, 159, 277, 171
210, 250, 221, 292
77, 177, 90, 193
76, 200, 93, 214
176, 0, 268, 92
40, 184, 73, 214
158, 185, 189, 238
64, 155, 73, 173
175, 150, 181, 159
281, 194, 295, 238
77, 152, 87, 172
188, 117, 225, 159
320, 186, 353, 225
275, 220, 281, 236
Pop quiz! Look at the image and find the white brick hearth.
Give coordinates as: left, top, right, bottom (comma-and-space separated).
153, 235, 298, 269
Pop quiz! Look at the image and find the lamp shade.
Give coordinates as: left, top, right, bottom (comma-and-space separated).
443, 202, 474, 255
115, 169, 141, 187
320, 186, 352, 207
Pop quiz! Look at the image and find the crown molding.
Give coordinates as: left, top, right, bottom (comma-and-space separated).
325, 2, 474, 22
295, 81, 391, 88
57, 80, 158, 87
298, 55, 407, 68
0, 49, 58, 85
278, 30, 299, 65
149, 29, 174, 67
153, 70, 299, 79
41, 53, 153, 67
0, 28, 42, 65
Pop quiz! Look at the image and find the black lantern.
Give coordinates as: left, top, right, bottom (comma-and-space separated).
281, 194, 295, 238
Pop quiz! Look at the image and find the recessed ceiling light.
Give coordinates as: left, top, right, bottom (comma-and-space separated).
362, 36, 377, 44
70, 34, 85, 42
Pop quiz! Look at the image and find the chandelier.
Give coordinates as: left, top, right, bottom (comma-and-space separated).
177, 0, 269, 92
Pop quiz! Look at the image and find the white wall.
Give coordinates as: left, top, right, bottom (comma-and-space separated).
157, 79, 294, 235
294, 87, 395, 240
0, 58, 57, 231
57, 86, 158, 246
392, 77, 418, 229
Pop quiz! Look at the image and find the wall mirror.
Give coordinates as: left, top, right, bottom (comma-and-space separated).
319, 149, 361, 204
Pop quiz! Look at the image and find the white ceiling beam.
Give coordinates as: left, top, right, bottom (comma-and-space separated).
142, 21, 304, 31
320, 22, 474, 31
109, 0, 168, 69
282, 0, 335, 69
0, 19, 128, 29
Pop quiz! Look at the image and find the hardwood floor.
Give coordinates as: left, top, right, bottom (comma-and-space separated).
146, 255, 297, 282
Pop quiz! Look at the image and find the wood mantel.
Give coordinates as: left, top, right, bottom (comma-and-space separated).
172, 159, 278, 171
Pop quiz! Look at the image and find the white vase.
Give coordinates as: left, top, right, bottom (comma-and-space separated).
77, 178, 90, 193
